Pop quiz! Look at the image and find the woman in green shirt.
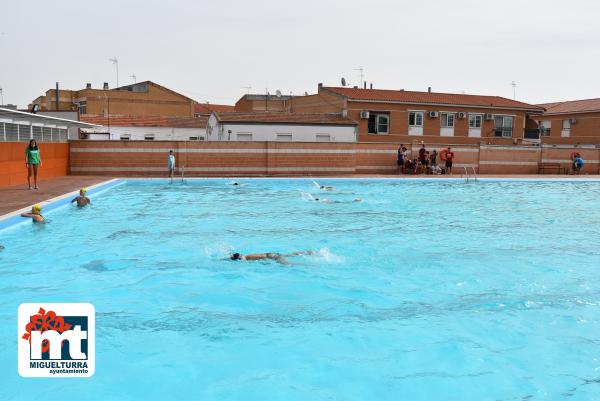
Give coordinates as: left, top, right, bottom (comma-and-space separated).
25, 139, 42, 190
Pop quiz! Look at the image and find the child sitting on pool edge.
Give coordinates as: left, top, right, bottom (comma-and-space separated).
21, 204, 45, 223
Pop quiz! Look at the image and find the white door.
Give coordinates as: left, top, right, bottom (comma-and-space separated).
468, 114, 482, 137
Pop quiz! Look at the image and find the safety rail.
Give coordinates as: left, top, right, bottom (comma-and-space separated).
469, 166, 478, 181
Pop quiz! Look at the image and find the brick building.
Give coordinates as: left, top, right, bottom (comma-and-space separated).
235, 94, 295, 112
29, 81, 197, 117
79, 115, 207, 141
288, 84, 544, 144
536, 98, 600, 144
194, 102, 235, 117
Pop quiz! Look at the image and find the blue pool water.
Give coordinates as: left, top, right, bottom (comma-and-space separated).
1, 178, 600, 400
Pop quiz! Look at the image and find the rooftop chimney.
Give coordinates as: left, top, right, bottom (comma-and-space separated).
428, 87, 431, 93
318, 82, 323, 90
55, 82, 60, 110
86, 83, 92, 89
363, 81, 367, 89
103, 82, 109, 90
369, 83, 373, 89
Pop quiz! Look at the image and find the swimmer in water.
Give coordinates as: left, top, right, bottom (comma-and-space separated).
314, 197, 362, 204
21, 204, 45, 223
229, 250, 316, 264
232, 182, 240, 186
320, 185, 334, 191
70, 188, 91, 207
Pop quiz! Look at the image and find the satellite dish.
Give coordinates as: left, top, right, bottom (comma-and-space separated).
275, 90, 282, 98
341, 77, 347, 87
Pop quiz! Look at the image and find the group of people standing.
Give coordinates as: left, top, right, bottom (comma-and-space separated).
397, 143, 455, 175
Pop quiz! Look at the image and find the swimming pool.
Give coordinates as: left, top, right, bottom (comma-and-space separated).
1, 178, 600, 400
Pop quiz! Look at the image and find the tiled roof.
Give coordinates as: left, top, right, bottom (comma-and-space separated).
213, 112, 357, 125
80, 115, 207, 128
537, 98, 600, 114
194, 103, 235, 114
323, 87, 543, 111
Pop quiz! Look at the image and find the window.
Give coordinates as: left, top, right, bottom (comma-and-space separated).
316, 134, 331, 142
276, 133, 292, 141
78, 101, 87, 115
469, 114, 482, 128
440, 113, 455, 128
144, 134, 155, 140
539, 120, 551, 136
367, 112, 390, 134
120, 135, 130, 140
493, 116, 514, 137
408, 111, 423, 127
236, 133, 253, 141
561, 119, 571, 137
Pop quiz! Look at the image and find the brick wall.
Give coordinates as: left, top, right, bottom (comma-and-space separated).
0, 142, 69, 187
69, 140, 600, 177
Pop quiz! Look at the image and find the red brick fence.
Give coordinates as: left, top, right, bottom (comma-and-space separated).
68, 140, 600, 176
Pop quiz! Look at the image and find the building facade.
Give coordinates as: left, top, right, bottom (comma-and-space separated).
288, 85, 544, 144
206, 112, 357, 142
79, 115, 207, 141
536, 99, 600, 144
235, 94, 295, 112
29, 81, 197, 118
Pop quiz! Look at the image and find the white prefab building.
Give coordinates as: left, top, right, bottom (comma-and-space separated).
0, 107, 99, 142
206, 112, 358, 142
80, 115, 207, 141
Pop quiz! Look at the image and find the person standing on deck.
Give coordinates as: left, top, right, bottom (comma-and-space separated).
397, 144, 405, 174
25, 139, 42, 190
168, 150, 176, 183
445, 147, 455, 175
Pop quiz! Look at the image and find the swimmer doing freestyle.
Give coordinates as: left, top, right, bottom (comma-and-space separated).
230, 250, 316, 264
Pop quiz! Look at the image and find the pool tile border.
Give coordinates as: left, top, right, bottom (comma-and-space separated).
0, 179, 125, 231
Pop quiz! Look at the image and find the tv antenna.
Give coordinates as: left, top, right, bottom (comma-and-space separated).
341, 77, 347, 87
0, 86, 3, 105
510, 81, 517, 99
108, 57, 119, 87
354, 66, 364, 87
130, 74, 137, 83
241, 86, 252, 94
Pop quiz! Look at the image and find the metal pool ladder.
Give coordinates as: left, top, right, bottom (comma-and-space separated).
461, 166, 478, 183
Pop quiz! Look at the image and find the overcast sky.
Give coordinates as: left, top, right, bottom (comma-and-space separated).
1, 0, 599, 108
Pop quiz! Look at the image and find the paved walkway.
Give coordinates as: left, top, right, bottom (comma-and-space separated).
0, 176, 110, 215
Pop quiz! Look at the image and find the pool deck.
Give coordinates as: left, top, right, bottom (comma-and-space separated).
0, 176, 110, 216
0, 174, 599, 218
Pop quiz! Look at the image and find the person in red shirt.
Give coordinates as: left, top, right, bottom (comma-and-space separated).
445, 147, 455, 174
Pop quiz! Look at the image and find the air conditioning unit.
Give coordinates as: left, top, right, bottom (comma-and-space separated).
360, 111, 370, 119
457, 112, 466, 119
428, 111, 439, 118
569, 118, 577, 124
484, 113, 493, 121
